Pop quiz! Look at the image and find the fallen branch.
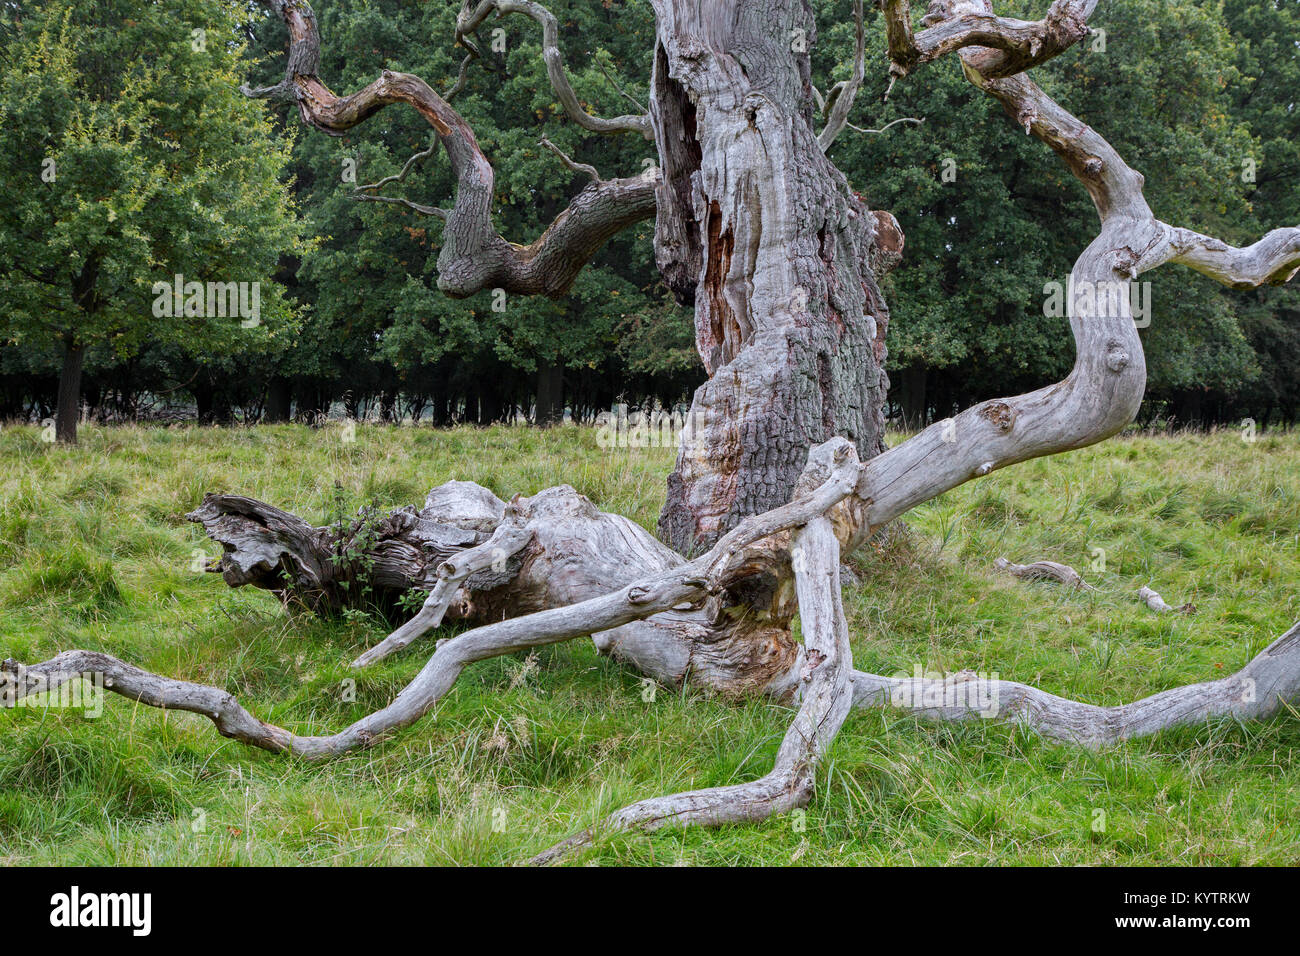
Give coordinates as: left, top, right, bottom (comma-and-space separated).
533, 513, 853, 864
850, 620, 1300, 747
351, 500, 533, 667
4, 440, 863, 762
993, 556, 1097, 591
1138, 585, 1195, 615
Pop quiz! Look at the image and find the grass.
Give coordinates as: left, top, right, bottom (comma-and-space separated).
1, 421, 1298, 865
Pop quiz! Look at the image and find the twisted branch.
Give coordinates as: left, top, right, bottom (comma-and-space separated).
243, 0, 655, 297
455, 0, 651, 138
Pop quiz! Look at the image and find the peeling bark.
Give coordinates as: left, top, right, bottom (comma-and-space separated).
652, 0, 896, 552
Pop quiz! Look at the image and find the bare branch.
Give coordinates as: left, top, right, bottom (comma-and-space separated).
817, 0, 866, 152
993, 557, 1097, 591
353, 194, 448, 219
3, 440, 861, 761
1138, 585, 1195, 615
532, 514, 853, 864
352, 502, 534, 667
456, 0, 651, 138
596, 54, 647, 114
445, 52, 476, 100
355, 141, 437, 195
352, 140, 448, 217
850, 621, 1300, 747
538, 135, 601, 182
1163, 224, 1300, 289
242, 0, 656, 298
881, 0, 1096, 81
844, 116, 925, 136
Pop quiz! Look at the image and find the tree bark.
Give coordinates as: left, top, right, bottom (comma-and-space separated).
652, 0, 897, 553
54, 338, 84, 445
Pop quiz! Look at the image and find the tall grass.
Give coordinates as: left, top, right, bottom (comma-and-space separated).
1, 423, 1297, 864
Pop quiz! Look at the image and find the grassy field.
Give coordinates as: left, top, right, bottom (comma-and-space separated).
1, 422, 1298, 865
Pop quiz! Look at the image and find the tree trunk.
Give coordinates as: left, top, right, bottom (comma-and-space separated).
265, 377, 293, 423
652, 0, 896, 553
55, 338, 84, 445
535, 358, 563, 426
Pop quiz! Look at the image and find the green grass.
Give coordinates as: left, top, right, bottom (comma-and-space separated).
1, 422, 1298, 865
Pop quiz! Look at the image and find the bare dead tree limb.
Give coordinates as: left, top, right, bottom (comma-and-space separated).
817, 0, 866, 151
845, 116, 925, 137
538, 135, 601, 182
1163, 224, 1300, 289
4, 441, 862, 761
1138, 585, 1195, 615
351, 501, 534, 668
881, 0, 1096, 81
455, 0, 652, 138
993, 557, 1097, 591
850, 621, 1300, 746
531, 512, 853, 864
243, 0, 656, 298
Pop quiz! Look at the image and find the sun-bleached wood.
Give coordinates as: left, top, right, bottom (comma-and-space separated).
1138, 585, 1194, 615
532, 513, 853, 864
993, 557, 1096, 591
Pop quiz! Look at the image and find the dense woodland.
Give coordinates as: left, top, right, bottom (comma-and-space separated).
2, 0, 1298, 430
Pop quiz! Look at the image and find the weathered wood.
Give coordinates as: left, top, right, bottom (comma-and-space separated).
532, 512, 853, 863
993, 557, 1096, 591
1138, 585, 1194, 615
652, 0, 895, 551
6, 441, 863, 761
849, 621, 1300, 747
186, 489, 518, 617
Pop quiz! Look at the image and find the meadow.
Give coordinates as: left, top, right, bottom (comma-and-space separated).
1, 422, 1298, 865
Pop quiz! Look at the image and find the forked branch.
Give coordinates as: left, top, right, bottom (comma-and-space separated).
532, 514, 854, 864
455, 0, 652, 138
244, 0, 655, 297
850, 621, 1300, 746
881, 0, 1096, 81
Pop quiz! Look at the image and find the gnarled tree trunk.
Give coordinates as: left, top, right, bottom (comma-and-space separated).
651, 0, 899, 552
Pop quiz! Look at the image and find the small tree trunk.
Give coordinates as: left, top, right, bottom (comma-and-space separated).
55, 338, 84, 445
264, 377, 293, 423
535, 358, 563, 426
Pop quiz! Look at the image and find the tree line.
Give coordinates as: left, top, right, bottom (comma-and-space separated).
2, 0, 1297, 442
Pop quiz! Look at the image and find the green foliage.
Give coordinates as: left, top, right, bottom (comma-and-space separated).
2, 0, 1294, 426
246, 0, 685, 414
0, 0, 305, 365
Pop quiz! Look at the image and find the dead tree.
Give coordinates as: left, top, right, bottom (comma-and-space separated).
7, 0, 1300, 862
